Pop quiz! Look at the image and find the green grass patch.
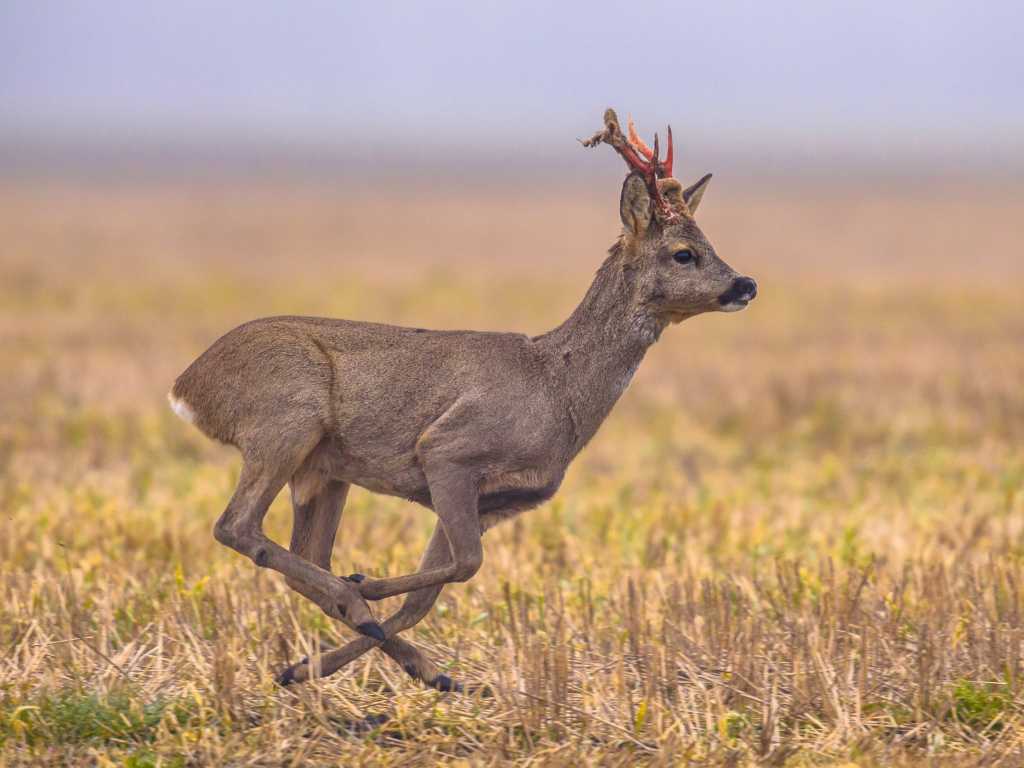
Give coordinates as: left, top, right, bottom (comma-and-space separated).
950, 679, 1012, 731
1, 688, 194, 748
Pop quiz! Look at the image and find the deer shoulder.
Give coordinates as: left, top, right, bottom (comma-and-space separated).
411, 332, 574, 525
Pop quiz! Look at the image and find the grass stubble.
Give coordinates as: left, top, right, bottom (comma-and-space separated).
0, 180, 1022, 766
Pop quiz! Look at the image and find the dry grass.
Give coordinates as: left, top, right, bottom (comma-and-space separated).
1, 179, 1022, 766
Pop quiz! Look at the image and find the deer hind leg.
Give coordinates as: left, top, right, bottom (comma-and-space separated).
282, 475, 347, 599
277, 480, 457, 690
212, 437, 384, 641
279, 523, 465, 691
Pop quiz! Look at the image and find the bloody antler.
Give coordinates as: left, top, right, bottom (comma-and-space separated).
628, 117, 673, 178
582, 108, 679, 224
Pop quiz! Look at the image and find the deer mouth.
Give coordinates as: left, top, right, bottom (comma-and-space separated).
717, 276, 757, 312
719, 298, 749, 312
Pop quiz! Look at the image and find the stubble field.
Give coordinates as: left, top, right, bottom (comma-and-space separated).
1, 179, 1022, 766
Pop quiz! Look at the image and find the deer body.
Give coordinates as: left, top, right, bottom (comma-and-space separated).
170, 109, 757, 690
172, 316, 573, 526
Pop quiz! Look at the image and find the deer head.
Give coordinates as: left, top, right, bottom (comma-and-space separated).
583, 108, 757, 322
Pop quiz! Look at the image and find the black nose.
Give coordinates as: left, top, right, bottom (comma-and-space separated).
734, 277, 757, 300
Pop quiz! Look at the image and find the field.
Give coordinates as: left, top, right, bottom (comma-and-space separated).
1, 178, 1022, 766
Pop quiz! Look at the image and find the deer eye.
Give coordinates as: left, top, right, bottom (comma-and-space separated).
672, 249, 695, 265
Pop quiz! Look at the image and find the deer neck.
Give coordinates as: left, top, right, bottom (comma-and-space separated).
537, 249, 665, 449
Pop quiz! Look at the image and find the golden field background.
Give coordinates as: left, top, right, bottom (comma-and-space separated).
1, 179, 1023, 766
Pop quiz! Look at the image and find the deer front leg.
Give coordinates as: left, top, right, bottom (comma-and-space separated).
351, 467, 482, 601
213, 459, 384, 640
279, 523, 461, 689
278, 486, 458, 691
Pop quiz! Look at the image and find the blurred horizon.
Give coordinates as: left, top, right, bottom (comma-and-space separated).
3, 7, 1024, 761
3, 1, 1023, 182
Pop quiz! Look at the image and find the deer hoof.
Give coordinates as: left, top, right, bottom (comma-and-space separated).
430, 674, 463, 693
276, 656, 308, 687
357, 621, 386, 641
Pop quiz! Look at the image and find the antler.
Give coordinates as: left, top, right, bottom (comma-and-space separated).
582, 108, 679, 224
627, 117, 673, 178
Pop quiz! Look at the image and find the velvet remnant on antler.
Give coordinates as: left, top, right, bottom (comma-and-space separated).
627, 118, 673, 178
582, 108, 681, 224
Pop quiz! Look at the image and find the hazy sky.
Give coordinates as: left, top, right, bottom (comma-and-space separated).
2, 1, 1022, 168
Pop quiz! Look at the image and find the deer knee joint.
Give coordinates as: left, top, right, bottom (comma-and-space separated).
214, 516, 268, 567
452, 551, 482, 582
213, 518, 237, 548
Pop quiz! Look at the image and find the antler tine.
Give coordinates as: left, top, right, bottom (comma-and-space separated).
628, 117, 673, 180
582, 107, 680, 225
627, 117, 654, 161
664, 125, 674, 178
645, 131, 678, 222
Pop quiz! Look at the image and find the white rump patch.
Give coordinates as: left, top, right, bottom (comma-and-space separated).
167, 391, 196, 424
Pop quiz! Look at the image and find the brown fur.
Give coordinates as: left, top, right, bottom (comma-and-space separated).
170, 108, 758, 689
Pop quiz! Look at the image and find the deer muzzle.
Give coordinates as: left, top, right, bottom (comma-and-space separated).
717, 276, 758, 312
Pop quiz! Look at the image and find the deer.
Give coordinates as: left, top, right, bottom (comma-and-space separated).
168, 108, 758, 692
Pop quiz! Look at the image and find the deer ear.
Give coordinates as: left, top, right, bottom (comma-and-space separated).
682, 173, 712, 214
620, 173, 653, 237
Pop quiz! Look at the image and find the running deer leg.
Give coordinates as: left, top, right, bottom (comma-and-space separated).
212, 452, 384, 641
352, 466, 482, 601
277, 483, 460, 691
278, 523, 460, 689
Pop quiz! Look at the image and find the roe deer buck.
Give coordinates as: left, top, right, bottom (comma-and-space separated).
169, 108, 757, 691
